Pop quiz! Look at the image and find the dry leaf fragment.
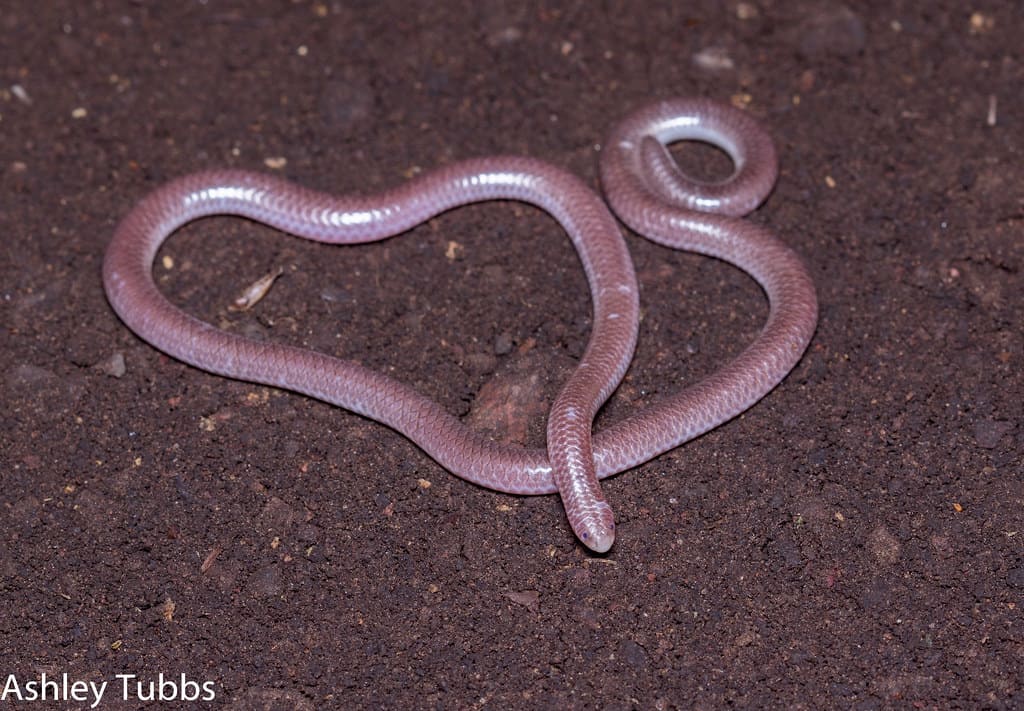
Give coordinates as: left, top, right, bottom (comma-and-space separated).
201, 546, 223, 573
230, 266, 284, 311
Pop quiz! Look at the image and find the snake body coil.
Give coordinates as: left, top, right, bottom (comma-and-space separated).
103, 98, 818, 552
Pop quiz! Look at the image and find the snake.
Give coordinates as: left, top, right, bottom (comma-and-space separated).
103, 98, 818, 553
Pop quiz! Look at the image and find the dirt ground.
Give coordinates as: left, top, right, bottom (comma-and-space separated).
2, 1, 1021, 708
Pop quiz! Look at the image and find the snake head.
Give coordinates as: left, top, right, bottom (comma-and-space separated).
574, 505, 616, 553
580, 525, 615, 554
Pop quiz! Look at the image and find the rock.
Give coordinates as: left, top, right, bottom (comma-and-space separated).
493, 331, 514, 356
466, 352, 567, 445
95, 352, 127, 378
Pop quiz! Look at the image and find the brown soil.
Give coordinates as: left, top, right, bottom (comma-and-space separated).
2, 1, 1021, 708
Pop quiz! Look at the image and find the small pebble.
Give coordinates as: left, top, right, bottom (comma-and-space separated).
735, 2, 759, 20
96, 352, 127, 378
494, 332, 514, 355
11, 84, 32, 105
693, 47, 735, 72
319, 286, 352, 304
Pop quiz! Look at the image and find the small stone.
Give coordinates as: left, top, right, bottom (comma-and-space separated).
95, 352, 127, 378
319, 286, 352, 303
10, 84, 32, 104
693, 47, 735, 72
486, 26, 522, 46
478, 0, 526, 48
968, 12, 995, 35
494, 332, 514, 355
736, 2, 759, 20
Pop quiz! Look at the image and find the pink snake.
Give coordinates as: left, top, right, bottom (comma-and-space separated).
103, 98, 818, 552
